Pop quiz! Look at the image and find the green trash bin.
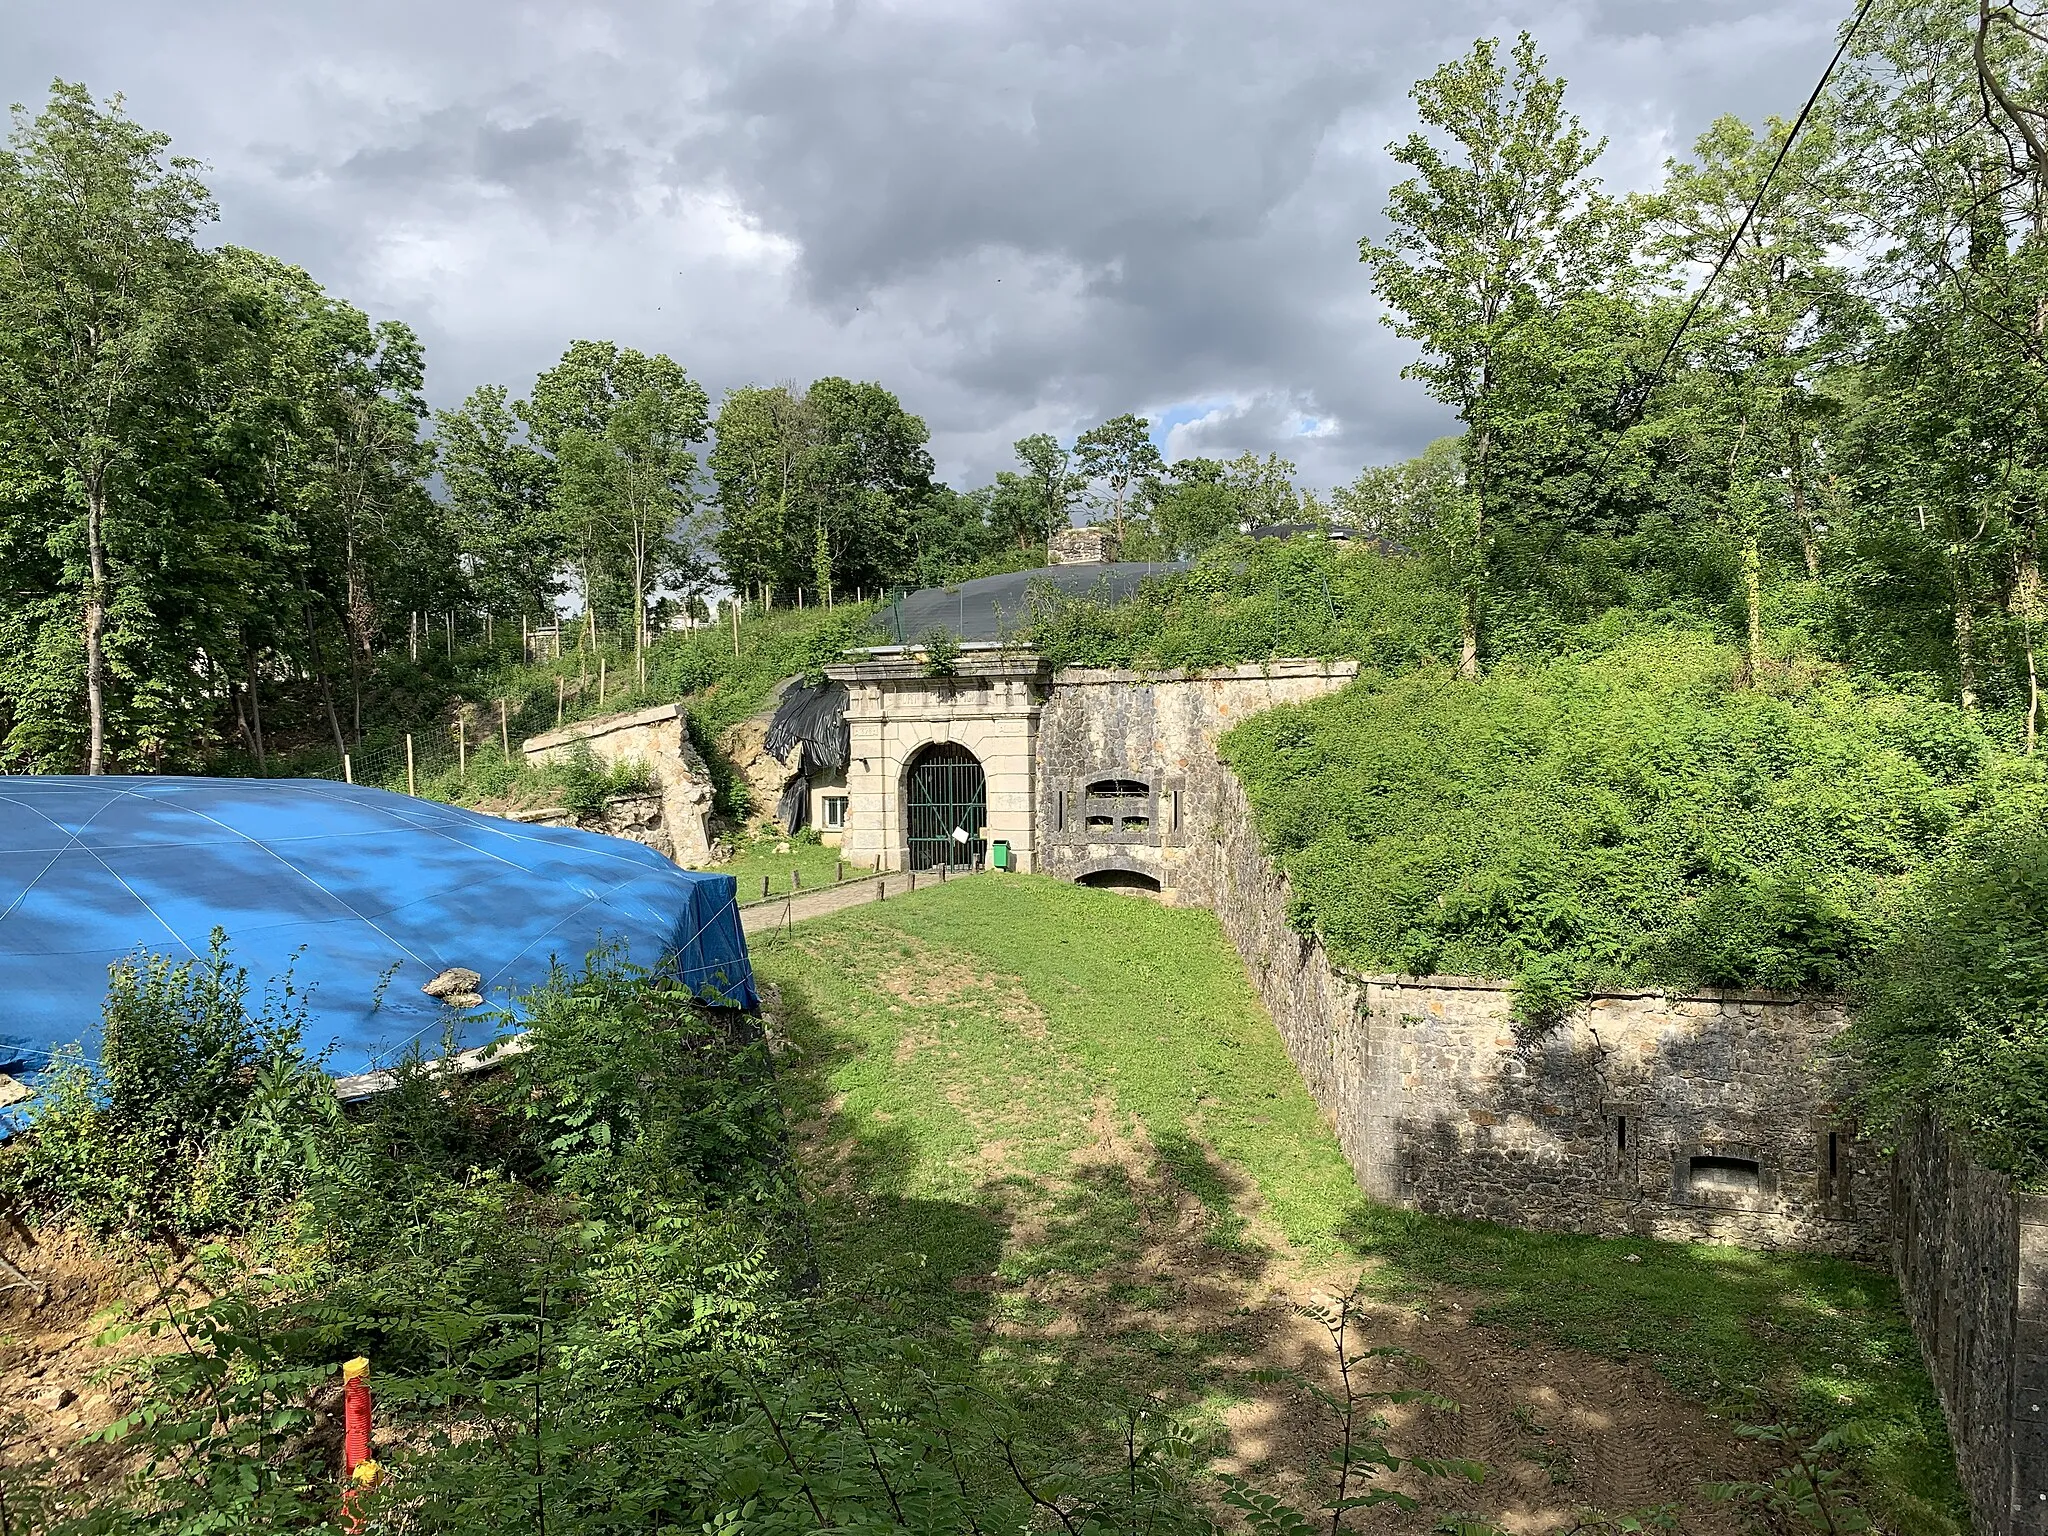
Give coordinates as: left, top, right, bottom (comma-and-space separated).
991, 839, 1011, 872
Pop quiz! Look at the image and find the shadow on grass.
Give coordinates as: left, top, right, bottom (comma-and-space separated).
770, 965, 1285, 1430
1338, 1198, 1966, 1534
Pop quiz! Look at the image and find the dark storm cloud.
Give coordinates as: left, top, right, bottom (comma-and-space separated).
3, 0, 1852, 491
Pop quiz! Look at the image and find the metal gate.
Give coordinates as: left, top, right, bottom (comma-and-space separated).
905, 743, 986, 871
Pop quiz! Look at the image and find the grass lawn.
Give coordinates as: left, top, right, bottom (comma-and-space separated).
752, 874, 1965, 1534
713, 830, 871, 899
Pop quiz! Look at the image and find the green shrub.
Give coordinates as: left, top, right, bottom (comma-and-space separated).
1223, 622, 1983, 1018
0, 930, 334, 1235
1846, 770, 2048, 1184
1021, 537, 1460, 672
16, 947, 1226, 1536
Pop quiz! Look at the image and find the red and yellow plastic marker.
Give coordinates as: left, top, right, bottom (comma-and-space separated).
341, 1356, 379, 1529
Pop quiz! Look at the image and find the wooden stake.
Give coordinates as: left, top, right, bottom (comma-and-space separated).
405, 734, 415, 796
731, 599, 740, 658
761, 875, 769, 901
499, 700, 510, 758
599, 657, 606, 702
344, 752, 353, 785
557, 676, 565, 726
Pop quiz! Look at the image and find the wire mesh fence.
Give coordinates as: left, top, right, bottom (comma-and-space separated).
246, 611, 706, 802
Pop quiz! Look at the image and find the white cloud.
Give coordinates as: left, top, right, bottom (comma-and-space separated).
5, 0, 1849, 492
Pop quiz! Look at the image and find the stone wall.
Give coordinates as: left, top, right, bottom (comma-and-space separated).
1892, 1118, 2048, 1536
1169, 757, 1889, 1258
522, 702, 715, 866
1035, 661, 1359, 892
502, 792, 672, 856
827, 656, 1047, 873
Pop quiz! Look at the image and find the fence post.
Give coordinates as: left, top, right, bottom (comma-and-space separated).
557, 676, 565, 726
405, 734, 415, 796
793, 869, 801, 892
731, 598, 740, 658
599, 657, 606, 704
760, 875, 769, 901
457, 719, 466, 780
343, 752, 353, 785
836, 860, 843, 883
499, 700, 510, 758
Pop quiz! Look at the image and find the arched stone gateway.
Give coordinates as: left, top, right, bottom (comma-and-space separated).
1074, 865, 1163, 898
903, 742, 986, 871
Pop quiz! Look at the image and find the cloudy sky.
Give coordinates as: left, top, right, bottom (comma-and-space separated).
8, 0, 1848, 492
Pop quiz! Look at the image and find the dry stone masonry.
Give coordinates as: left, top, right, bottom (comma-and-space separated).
521, 702, 716, 866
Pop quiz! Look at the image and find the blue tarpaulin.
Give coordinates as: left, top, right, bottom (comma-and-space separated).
0, 777, 755, 1100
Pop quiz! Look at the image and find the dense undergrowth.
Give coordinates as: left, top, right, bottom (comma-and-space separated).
753, 877, 1963, 1535
0, 939, 1314, 1535
1223, 620, 2012, 1011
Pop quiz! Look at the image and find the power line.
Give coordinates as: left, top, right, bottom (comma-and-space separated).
1615, 0, 1877, 431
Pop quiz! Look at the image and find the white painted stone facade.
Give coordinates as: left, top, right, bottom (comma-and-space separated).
825, 655, 1048, 872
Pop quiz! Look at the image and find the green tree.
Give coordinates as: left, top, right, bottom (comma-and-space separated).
1074, 413, 1164, 543
1334, 437, 1468, 549
1647, 112, 1855, 683
1221, 451, 1305, 526
528, 341, 710, 657
1360, 34, 1625, 678
1012, 431, 1083, 546
1835, 0, 2048, 745
1147, 457, 1238, 555
0, 83, 220, 771
709, 376, 940, 600
435, 384, 560, 625
708, 383, 809, 602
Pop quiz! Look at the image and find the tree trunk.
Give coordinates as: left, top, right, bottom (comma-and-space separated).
632, 534, 647, 671
244, 641, 267, 774
83, 476, 110, 774
304, 603, 350, 759
1954, 561, 1980, 712
348, 641, 363, 741
1743, 533, 1764, 686
1791, 425, 1819, 577
2016, 502, 2044, 754
1461, 427, 1489, 680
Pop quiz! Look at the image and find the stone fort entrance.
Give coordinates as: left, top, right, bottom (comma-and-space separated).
903, 742, 986, 871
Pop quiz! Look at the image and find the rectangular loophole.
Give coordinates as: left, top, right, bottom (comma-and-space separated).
1689, 1155, 1760, 1194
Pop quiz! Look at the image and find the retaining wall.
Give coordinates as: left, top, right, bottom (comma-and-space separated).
522, 702, 716, 866
1172, 756, 1888, 1258
1892, 1118, 2048, 1536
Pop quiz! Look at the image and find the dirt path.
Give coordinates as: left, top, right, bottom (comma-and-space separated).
769, 941, 1769, 1532
0, 1232, 182, 1504
1001, 1109, 1760, 1532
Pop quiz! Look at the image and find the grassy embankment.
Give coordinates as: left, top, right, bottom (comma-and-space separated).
716, 829, 871, 898
755, 874, 1965, 1533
